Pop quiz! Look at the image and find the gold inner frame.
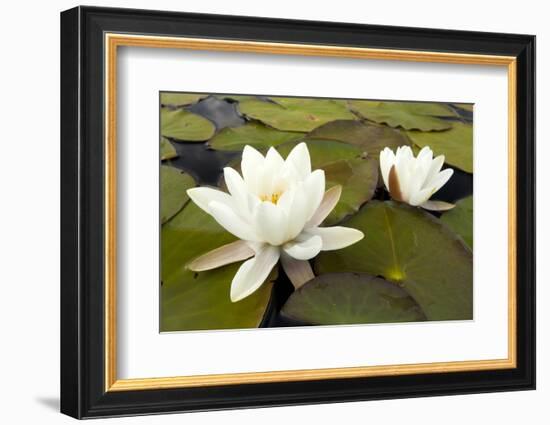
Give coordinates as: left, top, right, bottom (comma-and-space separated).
104, 33, 517, 392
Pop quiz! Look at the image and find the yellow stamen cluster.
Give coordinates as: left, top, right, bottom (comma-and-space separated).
260, 192, 282, 204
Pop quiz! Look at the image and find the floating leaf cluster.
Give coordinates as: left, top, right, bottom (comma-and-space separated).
159, 93, 474, 330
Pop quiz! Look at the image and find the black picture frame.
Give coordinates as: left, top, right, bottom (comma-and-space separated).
60, 5, 536, 419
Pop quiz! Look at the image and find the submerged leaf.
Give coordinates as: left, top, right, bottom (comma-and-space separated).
161, 107, 216, 141
238, 97, 357, 132
281, 272, 425, 325
161, 202, 273, 331
315, 201, 473, 321
160, 166, 195, 223
349, 100, 454, 131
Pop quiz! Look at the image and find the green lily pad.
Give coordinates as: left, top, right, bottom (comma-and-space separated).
161, 202, 274, 331
306, 120, 411, 158
281, 272, 425, 325
262, 139, 378, 225
220, 94, 259, 102
238, 97, 357, 132
441, 196, 473, 250
406, 122, 473, 173
315, 201, 473, 321
160, 137, 178, 161
161, 166, 195, 224
454, 103, 474, 112
160, 92, 207, 107
161, 107, 216, 141
349, 100, 454, 131
208, 121, 304, 151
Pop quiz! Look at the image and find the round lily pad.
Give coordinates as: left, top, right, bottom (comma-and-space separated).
208, 121, 304, 151
441, 196, 473, 250
238, 97, 357, 132
160, 137, 178, 161
161, 107, 216, 141
160, 165, 195, 223
315, 201, 473, 321
161, 201, 274, 331
160, 92, 207, 107
281, 272, 425, 325
306, 120, 411, 158
349, 100, 454, 131
406, 122, 473, 173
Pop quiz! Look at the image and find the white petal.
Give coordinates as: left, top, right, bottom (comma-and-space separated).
423, 155, 445, 188
230, 245, 280, 302
208, 201, 259, 242
283, 234, 322, 260
379, 147, 396, 190
187, 240, 255, 271
408, 187, 434, 206
253, 201, 288, 246
223, 167, 252, 218
307, 226, 364, 251
430, 168, 454, 193
280, 254, 314, 289
284, 142, 311, 180
303, 169, 326, 221
241, 145, 265, 191
278, 186, 310, 241
265, 146, 285, 171
306, 185, 342, 228
187, 187, 233, 213
420, 200, 455, 211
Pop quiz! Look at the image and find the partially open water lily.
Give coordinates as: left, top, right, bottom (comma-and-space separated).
379, 145, 455, 211
186, 142, 364, 302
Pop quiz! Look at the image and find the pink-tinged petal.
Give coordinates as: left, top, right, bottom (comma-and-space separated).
186, 240, 255, 271
420, 200, 455, 211
187, 187, 233, 213
307, 226, 364, 251
306, 185, 342, 228
280, 254, 314, 289
284, 142, 311, 180
379, 147, 396, 190
230, 245, 280, 302
208, 201, 259, 242
283, 234, 322, 260
253, 201, 287, 246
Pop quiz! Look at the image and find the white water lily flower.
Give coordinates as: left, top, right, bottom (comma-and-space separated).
379, 145, 455, 211
186, 142, 364, 302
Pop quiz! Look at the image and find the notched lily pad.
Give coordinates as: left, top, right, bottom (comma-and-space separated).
441, 196, 473, 250
161, 202, 273, 331
281, 272, 425, 325
406, 122, 473, 173
349, 100, 454, 131
315, 201, 473, 321
160, 92, 207, 107
208, 121, 304, 151
238, 97, 357, 132
160, 137, 178, 161
306, 120, 411, 158
161, 165, 195, 223
161, 107, 216, 141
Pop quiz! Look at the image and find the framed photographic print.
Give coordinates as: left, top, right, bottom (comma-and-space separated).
60, 6, 536, 419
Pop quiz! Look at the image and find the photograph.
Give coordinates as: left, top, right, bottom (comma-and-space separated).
159, 92, 474, 332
